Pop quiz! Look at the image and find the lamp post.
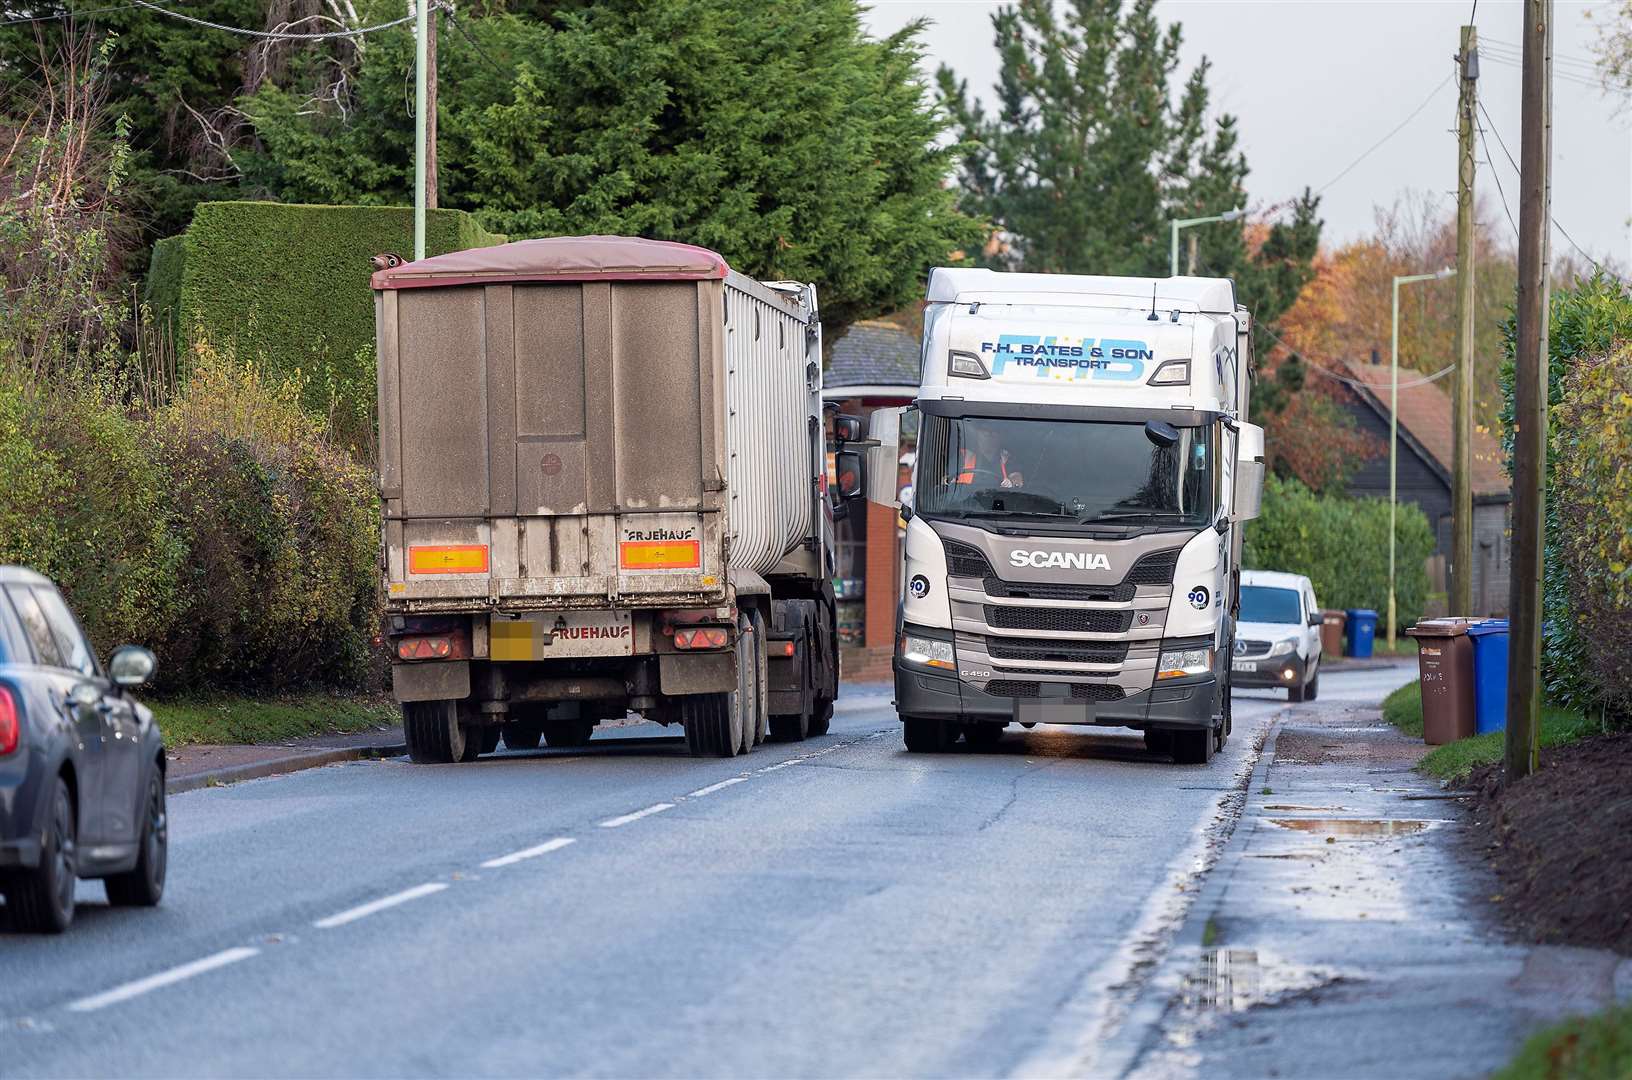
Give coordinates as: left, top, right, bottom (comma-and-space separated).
1169, 209, 1244, 277
1389, 267, 1457, 648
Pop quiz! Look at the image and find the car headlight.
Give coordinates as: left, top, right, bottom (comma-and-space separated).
900, 633, 955, 671
1157, 646, 1214, 680
1269, 638, 1298, 657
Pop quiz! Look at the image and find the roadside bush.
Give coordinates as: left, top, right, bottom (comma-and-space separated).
1500, 273, 1632, 714
1550, 344, 1632, 726
1245, 474, 1434, 630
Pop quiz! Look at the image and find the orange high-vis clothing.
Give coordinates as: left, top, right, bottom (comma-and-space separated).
956, 449, 1011, 485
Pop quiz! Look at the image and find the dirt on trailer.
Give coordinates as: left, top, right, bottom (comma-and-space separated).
1464, 732, 1632, 956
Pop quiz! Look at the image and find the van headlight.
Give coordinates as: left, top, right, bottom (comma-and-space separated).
1269, 638, 1298, 657
900, 633, 955, 671
1157, 646, 1214, 680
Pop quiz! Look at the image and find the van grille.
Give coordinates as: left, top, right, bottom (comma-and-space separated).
984, 607, 1131, 634
1237, 639, 1272, 657
985, 637, 1129, 664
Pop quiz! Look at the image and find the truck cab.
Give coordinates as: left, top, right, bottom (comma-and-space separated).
890, 268, 1265, 763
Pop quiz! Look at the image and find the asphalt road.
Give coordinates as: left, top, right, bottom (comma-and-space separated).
0, 668, 1412, 1078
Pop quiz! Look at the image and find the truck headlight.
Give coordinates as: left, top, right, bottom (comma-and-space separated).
1157, 647, 1214, 680
1269, 638, 1298, 657
900, 633, 955, 671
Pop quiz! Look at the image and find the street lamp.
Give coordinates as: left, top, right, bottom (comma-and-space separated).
1388, 267, 1457, 649
1169, 209, 1244, 277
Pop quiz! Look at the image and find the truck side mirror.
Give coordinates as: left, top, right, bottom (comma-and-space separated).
832, 414, 863, 444
834, 450, 864, 499
1234, 422, 1265, 521
866, 407, 904, 507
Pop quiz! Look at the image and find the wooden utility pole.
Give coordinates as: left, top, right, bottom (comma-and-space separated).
426, 0, 438, 210
1451, 25, 1478, 616
1186, 233, 1199, 275
1505, 0, 1551, 784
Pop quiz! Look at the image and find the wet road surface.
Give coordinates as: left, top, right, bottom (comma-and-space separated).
0, 672, 1405, 1077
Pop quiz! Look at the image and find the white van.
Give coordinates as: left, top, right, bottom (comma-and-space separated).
1232, 570, 1322, 701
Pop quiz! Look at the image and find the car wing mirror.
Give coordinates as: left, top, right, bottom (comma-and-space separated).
109, 645, 157, 688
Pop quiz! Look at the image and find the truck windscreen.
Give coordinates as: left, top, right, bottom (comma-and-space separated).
916, 414, 1215, 527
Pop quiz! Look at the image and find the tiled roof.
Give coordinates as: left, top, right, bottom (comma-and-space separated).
826, 319, 920, 389
1340, 359, 1511, 498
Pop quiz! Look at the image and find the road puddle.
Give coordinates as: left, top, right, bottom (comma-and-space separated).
1266, 817, 1432, 839
1171, 948, 1344, 1036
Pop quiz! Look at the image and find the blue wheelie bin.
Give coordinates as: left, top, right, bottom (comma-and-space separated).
1344, 609, 1378, 658
1466, 619, 1510, 734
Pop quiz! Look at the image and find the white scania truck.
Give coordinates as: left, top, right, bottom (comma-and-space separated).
888, 269, 1265, 763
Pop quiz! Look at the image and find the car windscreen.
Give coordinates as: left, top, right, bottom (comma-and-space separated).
915, 414, 1215, 527
1239, 585, 1302, 625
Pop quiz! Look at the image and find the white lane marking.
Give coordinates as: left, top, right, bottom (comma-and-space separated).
312, 882, 448, 929
757, 760, 799, 773
480, 836, 575, 869
67, 947, 260, 1013
686, 777, 747, 798
599, 803, 674, 828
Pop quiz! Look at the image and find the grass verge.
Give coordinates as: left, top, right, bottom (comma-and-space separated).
1381, 679, 1595, 783
149, 693, 397, 747
1495, 1002, 1632, 1079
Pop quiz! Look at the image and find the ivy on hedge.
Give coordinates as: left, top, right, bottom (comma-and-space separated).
1244, 474, 1435, 631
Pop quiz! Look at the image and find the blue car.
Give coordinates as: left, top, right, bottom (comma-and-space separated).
0, 567, 166, 933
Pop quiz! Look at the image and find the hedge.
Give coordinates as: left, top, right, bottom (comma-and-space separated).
1244, 474, 1435, 631
0, 348, 381, 694
1499, 273, 1632, 717
146, 201, 504, 448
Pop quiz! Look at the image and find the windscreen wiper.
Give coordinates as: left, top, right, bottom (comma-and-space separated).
1080, 509, 1194, 525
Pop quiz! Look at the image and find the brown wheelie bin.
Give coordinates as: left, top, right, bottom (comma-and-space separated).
1405, 619, 1478, 745
1320, 610, 1346, 659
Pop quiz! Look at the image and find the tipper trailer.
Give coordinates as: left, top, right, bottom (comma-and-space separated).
886, 269, 1266, 763
372, 236, 865, 762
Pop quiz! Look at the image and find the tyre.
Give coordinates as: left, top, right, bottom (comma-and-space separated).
683, 692, 741, 758
1289, 681, 1306, 703
403, 699, 469, 764
808, 697, 833, 738
502, 720, 543, 751
542, 717, 595, 748
964, 723, 1004, 751
769, 713, 808, 742
1144, 727, 1174, 756
105, 770, 167, 908
1304, 671, 1319, 702
748, 609, 769, 747
902, 717, 955, 753
5, 777, 76, 933
1171, 727, 1216, 765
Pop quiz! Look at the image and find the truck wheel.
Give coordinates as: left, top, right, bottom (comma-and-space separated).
1171, 727, 1216, 765
748, 610, 769, 747
543, 718, 595, 748
902, 717, 954, 753
5, 777, 77, 933
964, 723, 1004, 751
503, 721, 543, 751
683, 693, 741, 758
769, 713, 808, 742
404, 699, 469, 764
808, 697, 833, 738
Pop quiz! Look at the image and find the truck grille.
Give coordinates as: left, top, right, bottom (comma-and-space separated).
984, 680, 1125, 702
984, 606, 1131, 634
942, 540, 993, 579
985, 637, 1129, 664
983, 578, 1136, 603
1126, 549, 1181, 586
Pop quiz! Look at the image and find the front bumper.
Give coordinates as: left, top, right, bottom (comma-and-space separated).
1231, 655, 1307, 690
895, 661, 1218, 730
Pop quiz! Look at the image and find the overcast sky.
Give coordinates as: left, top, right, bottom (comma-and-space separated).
861, 0, 1629, 269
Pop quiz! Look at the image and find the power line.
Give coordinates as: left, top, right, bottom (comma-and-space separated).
1315, 72, 1454, 197
1477, 99, 1618, 275
441, 5, 505, 76
122, 0, 417, 39
1257, 320, 1455, 392
1, 0, 167, 26
1475, 117, 1519, 239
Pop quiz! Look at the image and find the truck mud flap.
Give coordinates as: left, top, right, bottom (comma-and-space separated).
393, 660, 471, 703
660, 652, 737, 696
